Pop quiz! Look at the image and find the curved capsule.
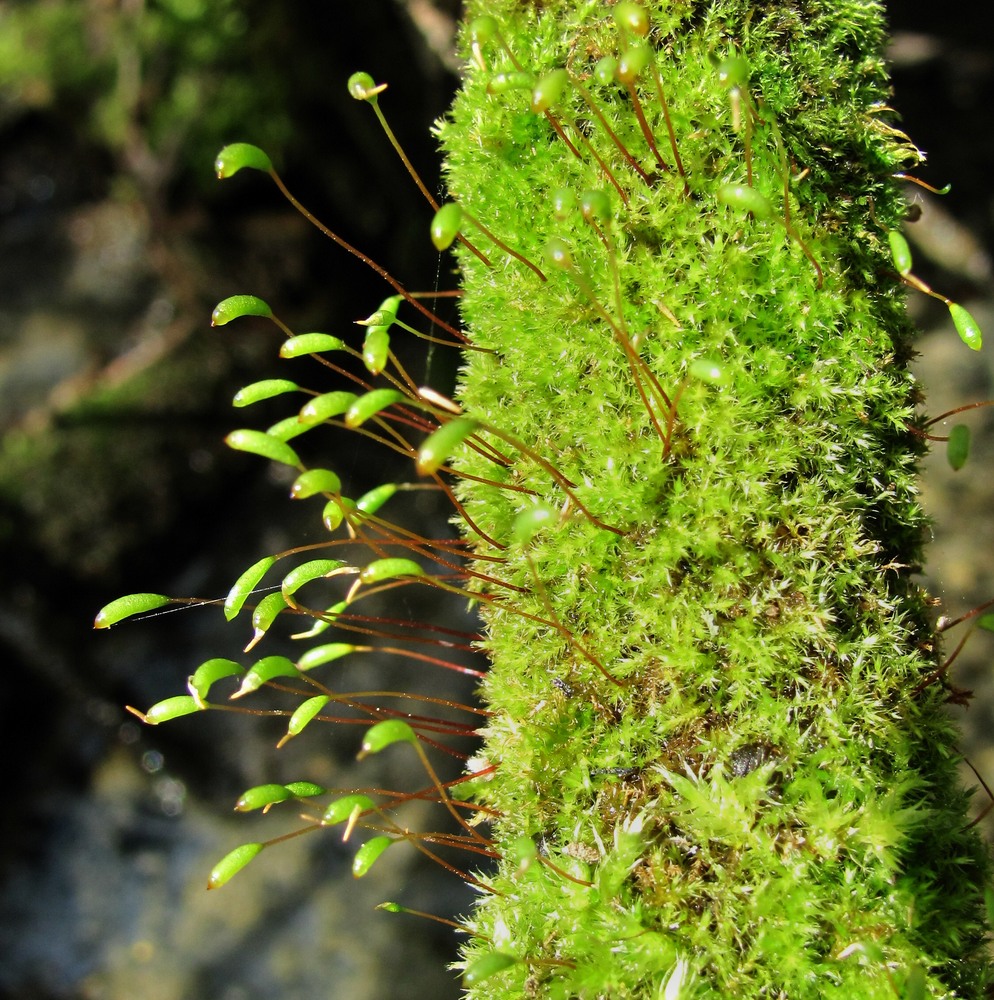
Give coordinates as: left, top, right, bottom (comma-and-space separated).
281, 695, 331, 743
416, 416, 480, 475
298, 391, 358, 425
322, 496, 356, 532
207, 842, 264, 890
284, 781, 325, 798
947, 424, 970, 471
322, 793, 376, 828
355, 483, 397, 516
224, 555, 277, 621
362, 326, 391, 375
716, 183, 774, 219
233, 379, 299, 407
225, 429, 301, 468
247, 592, 290, 648
689, 357, 731, 385
486, 71, 535, 95
531, 69, 569, 114
358, 557, 424, 586
511, 503, 558, 545
949, 302, 982, 351
717, 56, 750, 90
211, 294, 272, 327
594, 56, 619, 86
887, 230, 913, 276
144, 695, 202, 725
265, 415, 312, 442
579, 189, 612, 225
188, 658, 244, 702
279, 333, 346, 358
297, 643, 356, 672
462, 952, 518, 987
358, 718, 417, 759
430, 203, 463, 251
235, 783, 292, 812
352, 835, 394, 877
232, 655, 299, 699
344, 389, 407, 428
94, 592, 170, 629
281, 559, 345, 598
290, 468, 342, 499
616, 46, 651, 85
614, 1, 649, 35
214, 143, 272, 179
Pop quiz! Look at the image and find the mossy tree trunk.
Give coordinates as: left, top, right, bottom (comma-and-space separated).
438, 1, 992, 995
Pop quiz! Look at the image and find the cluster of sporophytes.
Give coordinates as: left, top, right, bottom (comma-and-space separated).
96, 0, 994, 996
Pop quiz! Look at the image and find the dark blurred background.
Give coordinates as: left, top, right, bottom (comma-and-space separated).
0, 2, 991, 998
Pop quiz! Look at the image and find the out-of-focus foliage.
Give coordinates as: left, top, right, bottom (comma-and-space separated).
0, 0, 295, 191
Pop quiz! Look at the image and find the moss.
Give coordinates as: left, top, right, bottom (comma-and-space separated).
440, 1, 993, 995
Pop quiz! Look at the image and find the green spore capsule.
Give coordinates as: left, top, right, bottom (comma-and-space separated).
355, 483, 397, 516
298, 391, 358, 426
322, 497, 356, 532
949, 301, 982, 351
545, 237, 574, 270
362, 325, 391, 375
551, 188, 577, 220
614, 1, 649, 36
278, 333, 346, 358
716, 182, 774, 219
281, 559, 345, 598
946, 423, 970, 470
593, 56, 619, 86
210, 294, 272, 327
232, 655, 299, 699
214, 143, 272, 179
188, 658, 243, 702
486, 70, 535, 94
143, 695, 202, 725
358, 719, 417, 758
352, 835, 394, 877
717, 55, 750, 89
296, 643, 356, 672
579, 189, 612, 224
430, 202, 463, 251
235, 784, 292, 813
290, 468, 342, 500
416, 416, 480, 475
689, 357, 731, 385
322, 794, 376, 828
358, 558, 424, 586
207, 843, 264, 890
462, 952, 518, 987
224, 429, 301, 468
281, 695, 331, 743
248, 592, 289, 645
283, 782, 325, 798
531, 69, 569, 114
347, 71, 386, 103
224, 555, 276, 621
233, 379, 299, 407
616, 45, 651, 84
888, 230, 913, 276
344, 389, 406, 428
93, 593, 170, 629
511, 503, 558, 545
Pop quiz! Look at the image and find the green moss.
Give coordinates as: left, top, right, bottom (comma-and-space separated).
440, 1, 993, 995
